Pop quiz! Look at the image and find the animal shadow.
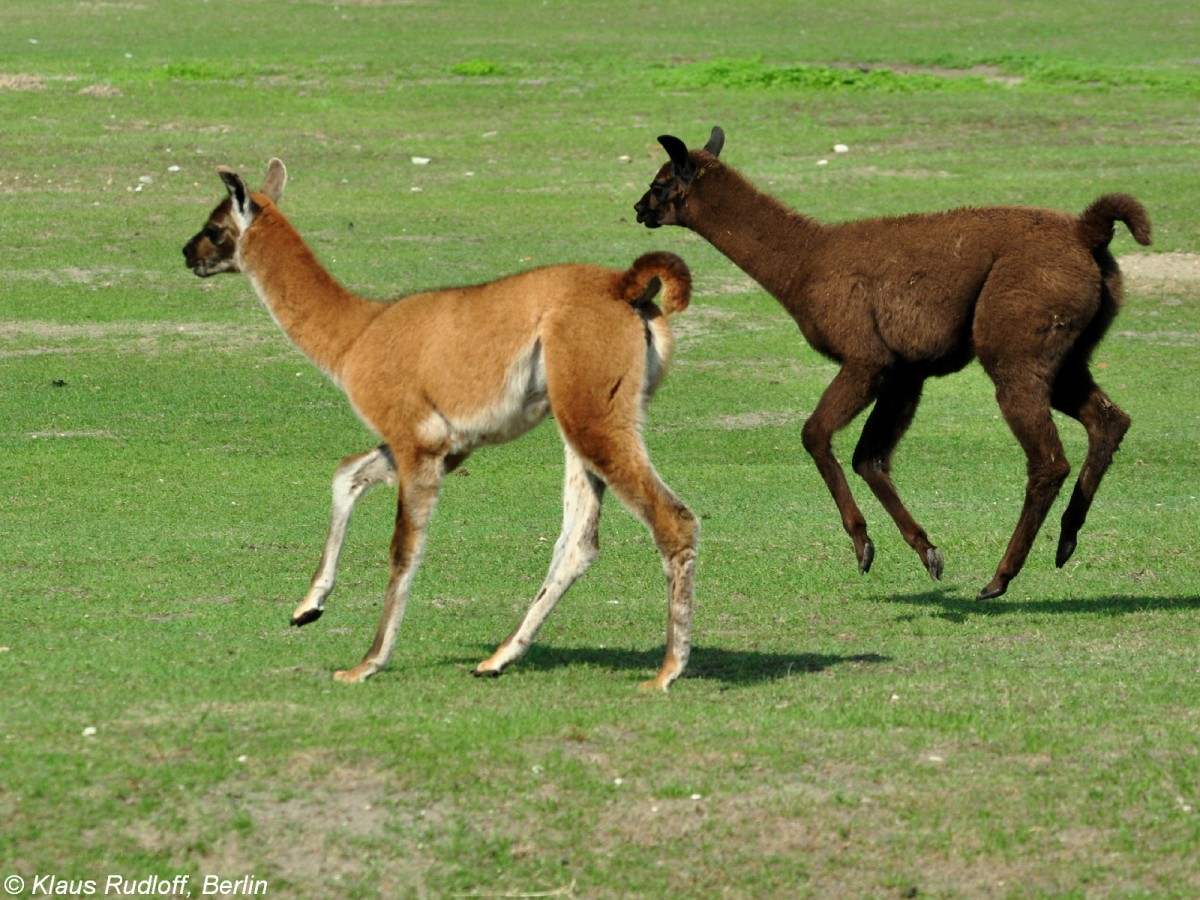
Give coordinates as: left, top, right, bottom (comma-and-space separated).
456, 644, 890, 687
890, 587, 1200, 622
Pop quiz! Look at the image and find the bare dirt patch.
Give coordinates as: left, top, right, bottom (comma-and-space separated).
1118, 253, 1200, 315
323, 0, 424, 6
1119, 251, 1200, 283
668, 302, 774, 343
119, 757, 434, 895
0, 74, 45, 91
713, 410, 803, 430
0, 320, 283, 359
78, 84, 123, 98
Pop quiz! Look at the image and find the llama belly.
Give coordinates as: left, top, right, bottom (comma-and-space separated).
877, 315, 974, 369
415, 395, 550, 456
869, 285, 976, 370
415, 344, 551, 454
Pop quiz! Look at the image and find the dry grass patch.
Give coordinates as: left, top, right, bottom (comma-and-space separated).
1121, 251, 1200, 308
0, 320, 283, 358
1120, 251, 1200, 283
78, 84, 123, 97
118, 762, 433, 895
0, 74, 45, 91
77, 2, 150, 9
713, 410, 804, 430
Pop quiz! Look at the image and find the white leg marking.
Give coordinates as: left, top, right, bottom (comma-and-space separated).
334, 455, 440, 683
475, 444, 605, 676
333, 551, 423, 683
292, 447, 396, 626
640, 545, 696, 692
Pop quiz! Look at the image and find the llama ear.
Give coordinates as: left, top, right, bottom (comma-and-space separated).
657, 135, 694, 180
217, 166, 249, 214
261, 158, 287, 204
704, 126, 725, 158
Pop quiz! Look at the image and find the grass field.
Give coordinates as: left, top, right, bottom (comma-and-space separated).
3, 1, 1199, 897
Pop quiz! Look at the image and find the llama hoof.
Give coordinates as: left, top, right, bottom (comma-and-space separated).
638, 676, 672, 693
639, 660, 684, 693
858, 540, 875, 575
291, 607, 323, 627
1055, 536, 1077, 568
976, 580, 1008, 601
926, 547, 944, 581
333, 663, 375, 683
472, 664, 503, 678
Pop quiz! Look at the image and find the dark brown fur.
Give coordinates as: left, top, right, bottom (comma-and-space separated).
635, 126, 1150, 599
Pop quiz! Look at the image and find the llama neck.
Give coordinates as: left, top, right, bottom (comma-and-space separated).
686, 164, 822, 303
239, 201, 382, 380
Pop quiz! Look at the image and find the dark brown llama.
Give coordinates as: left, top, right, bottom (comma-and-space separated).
635, 126, 1150, 600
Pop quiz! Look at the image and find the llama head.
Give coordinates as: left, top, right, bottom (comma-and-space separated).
634, 126, 725, 229
183, 158, 287, 277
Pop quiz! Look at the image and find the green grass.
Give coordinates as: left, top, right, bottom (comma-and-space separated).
3, 1, 1199, 896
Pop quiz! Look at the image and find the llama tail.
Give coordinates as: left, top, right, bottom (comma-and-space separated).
618, 251, 692, 315
1079, 193, 1152, 249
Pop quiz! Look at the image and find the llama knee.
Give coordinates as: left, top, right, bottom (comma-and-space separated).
851, 448, 889, 480
1028, 456, 1071, 496
800, 419, 825, 458
563, 531, 601, 580
1101, 401, 1131, 448
656, 502, 699, 563
333, 445, 395, 499
672, 502, 700, 551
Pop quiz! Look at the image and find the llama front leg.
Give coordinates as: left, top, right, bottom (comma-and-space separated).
802, 366, 881, 574
475, 446, 606, 678
851, 373, 944, 580
292, 446, 396, 627
333, 453, 441, 683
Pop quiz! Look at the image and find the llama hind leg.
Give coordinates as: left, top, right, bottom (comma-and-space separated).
978, 380, 1070, 600
851, 372, 943, 580
292, 445, 397, 627
583, 444, 698, 692
1051, 370, 1130, 567
474, 445, 606, 678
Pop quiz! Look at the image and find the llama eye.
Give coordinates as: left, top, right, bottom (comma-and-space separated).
204, 226, 223, 242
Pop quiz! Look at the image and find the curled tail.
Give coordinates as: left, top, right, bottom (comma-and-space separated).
617, 251, 692, 315
1079, 193, 1152, 250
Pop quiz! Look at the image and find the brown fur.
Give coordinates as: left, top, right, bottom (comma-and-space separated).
183, 159, 697, 689
635, 126, 1150, 600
